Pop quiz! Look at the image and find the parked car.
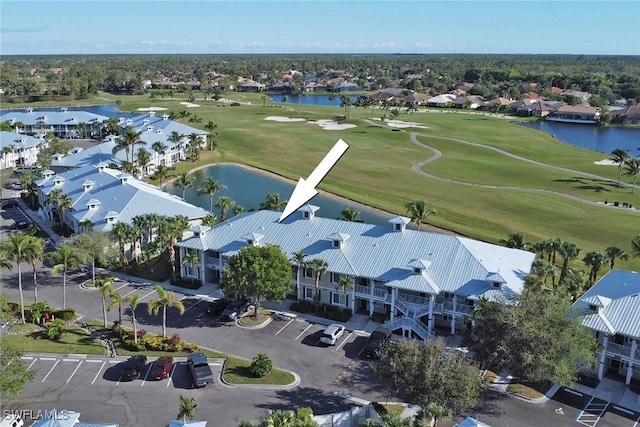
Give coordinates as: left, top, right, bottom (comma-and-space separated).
149, 356, 174, 380
220, 298, 250, 321
10, 182, 22, 190
13, 165, 39, 174
206, 298, 232, 316
187, 352, 214, 388
362, 327, 392, 358
0, 199, 18, 209
121, 355, 147, 381
12, 221, 29, 230
320, 323, 346, 345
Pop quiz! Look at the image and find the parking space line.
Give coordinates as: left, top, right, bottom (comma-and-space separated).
634, 414, 640, 427
66, 360, 83, 384
182, 299, 205, 314
576, 396, 608, 427
113, 283, 130, 292
167, 363, 178, 387
41, 359, 60, 382
335, 332, 353, 351
21, 356, 34, 360
63, 358, 79, 362
85, 359, 102, 363
26, 358, 38, 370
140, 364, 152, 387
39, 357, 56, 361
274, 319, 294, 336
91, 361, 106, 385
140, 289, 157, 300
295, 324, 313, 341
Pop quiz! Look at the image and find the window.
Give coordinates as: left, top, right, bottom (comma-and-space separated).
333, 240, 340, 248
332, 292, 347, 306
413, 267, 421, 274
331, 272, 340, 283
589, 304, 598, 312
304, 211, 310, 218
444, 292, 453, 299
304, 268, 313, 278
394, 224, 401, 231
304, 287, 315, 299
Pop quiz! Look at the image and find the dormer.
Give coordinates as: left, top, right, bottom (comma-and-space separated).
26, 108, 34, 113
149, 111, 156, 117
143, 119, 150, 126
582, 295, 612, 313
87, 199, 101, 210
192, 225, 210, 238
118, 173, 132, 185
61, 107, 68, 113
244, 232, 264, 247
147, 126, 153, 131
126, 119, 133, 126
298, 204, 319, 220
155, 129, 163, 134
82, 179, 95, 191
408, 259, 431, 274
162, 114, 170, 120
388, 216, 411, 232
105, 211, 118, 224
41, 169, 55, 179
96, 161, 109, 172
485, 272, 506, 289
20, 138, 27, 144
328, 232, 350, 249
53, 176, 65, 187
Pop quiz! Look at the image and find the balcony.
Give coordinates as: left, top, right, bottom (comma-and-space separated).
399, 293, 428, 306
606, 342, 632, 358
442, 301, 474, 315
355, 285, 389, 300
206, 257, 220, 268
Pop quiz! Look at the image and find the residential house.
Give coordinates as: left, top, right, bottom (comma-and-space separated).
451, 95, 485, 109
573, 270, 640, 385
562, 89, 592, 105
176, 205, 535, 339
35, 163, 209, 237
482, 97, 515, 111
619, 103, 640, 125
336, 82, 361, 92
547, 105, 601, 124
268, 81, 290, 92
239, 79, 264, 92
509, 99, 555, 117
0, 107, 108, 138
0, 131, 46, 169
427, 94, 456, 108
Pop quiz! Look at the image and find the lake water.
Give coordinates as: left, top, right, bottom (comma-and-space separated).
166, 163, 395, 226
518, 121, 640, 155
269, 93, 359, 107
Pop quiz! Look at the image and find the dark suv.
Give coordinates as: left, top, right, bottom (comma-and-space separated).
121, 355, 147, 380
221, 298, 250, 321
362, 328, 392, 358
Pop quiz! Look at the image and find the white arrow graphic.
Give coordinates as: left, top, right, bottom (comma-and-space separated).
279, 138, 349, 223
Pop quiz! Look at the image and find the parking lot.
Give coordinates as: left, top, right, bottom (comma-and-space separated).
21, 354, 224, 390
546, 387, 640, 427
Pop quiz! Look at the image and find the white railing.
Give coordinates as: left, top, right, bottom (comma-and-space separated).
457, 304, 473, 315
206, 257, 219, 268
635, 348, 640, 361
399, 293, 428, 305
606, 342, 632, 358
355, 285, 370, 295
433, 302, 443, 313
383, 316, 434, 341
374, 288, 388, 299
396, 295, 430, 319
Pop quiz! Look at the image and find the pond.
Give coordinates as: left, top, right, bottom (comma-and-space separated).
165, 163, 396, 226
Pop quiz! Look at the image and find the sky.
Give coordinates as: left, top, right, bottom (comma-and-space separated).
1, 1, 639, 56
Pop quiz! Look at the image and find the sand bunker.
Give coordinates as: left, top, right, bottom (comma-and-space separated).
137, 107, 169, 111
264, 116, 306, 123
308, 119, 357, 131
594, 159, 619, 165
385, 119, 429, 129
180, 102, 200, 108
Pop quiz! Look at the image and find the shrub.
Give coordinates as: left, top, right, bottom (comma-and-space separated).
296, 407, 314, 422
249, 353, 273, 378
137, 329, 147, 340
170, 333, 181, 346
46, 319, 66, 340
54, 308, 76, 321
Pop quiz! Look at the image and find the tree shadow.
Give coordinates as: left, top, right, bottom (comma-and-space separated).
264, 386, 356, 414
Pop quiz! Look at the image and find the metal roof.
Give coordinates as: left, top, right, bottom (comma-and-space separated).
0, 108, 108, 126
178, 209, 534, 297
575, 270, 640, 338
0, 131, 45, 150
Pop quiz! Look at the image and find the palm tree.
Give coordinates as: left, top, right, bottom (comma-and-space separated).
623, 158, 640, 194
583, 251, 606, 282
24, 236, 45, 301
187, 133, 202, 159
160, 215, 190, 281
176, 394, 198, 421
405, 199, 436, 231
147, 285, 185, 338
182, 251, 200, 286
2, 146, 13, 169
126, 293, 142, 344
500, 231, 527, 250
232, 205, 245, 216
361, 413, 413, 427
153, 164, 171, 184
289, 250, 309, 299
215, 196, 235, 222
531, 258, 555, 288
201, 214, 218, 227
259, 409, 297, 427
604, 246, 629, 270
167, 130, 185, 153
558, 241, 580, 285
56, 194, 73, 229
418, 402, 452, 427
111, 222, 131, 265
198, 177, 226, 212
95, 276, 114, 327
632, 235, 640, 259
564, 267, 588, 301
135, 147, 152, 177
340, 95, 352, 119
0, 233, 38, 323
335, 275, 353, 312
259, 192, 287, 211
152, 141, 167, 157
107, 289, 124, 338
46, 244, 83, 309
610, 148, 630, 187
112, 125, 143, 163
309, 258, 328, 310
174, 171, 195, 200
339, 207, 364, 223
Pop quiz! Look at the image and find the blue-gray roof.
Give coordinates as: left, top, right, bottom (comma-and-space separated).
37, 164, 209, 231
0, 108, 108, 126
0, 131, 44, 150
122, 113, 206, 138
177, 209, 535, 298
574, 270, 640, 338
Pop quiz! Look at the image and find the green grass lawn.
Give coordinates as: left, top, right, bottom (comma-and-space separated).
222, 357, 295, 385
3, 325, 106, 355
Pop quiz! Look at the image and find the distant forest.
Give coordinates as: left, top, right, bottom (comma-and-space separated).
2, 54, 640, 106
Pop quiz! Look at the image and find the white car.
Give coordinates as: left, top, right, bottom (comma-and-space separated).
320, 323, 346, 345
10, 182, 22, 190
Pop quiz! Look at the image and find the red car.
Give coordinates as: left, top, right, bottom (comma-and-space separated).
150, 356, 174, 380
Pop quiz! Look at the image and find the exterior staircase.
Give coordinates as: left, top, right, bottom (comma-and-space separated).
383, 315, 434, 341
